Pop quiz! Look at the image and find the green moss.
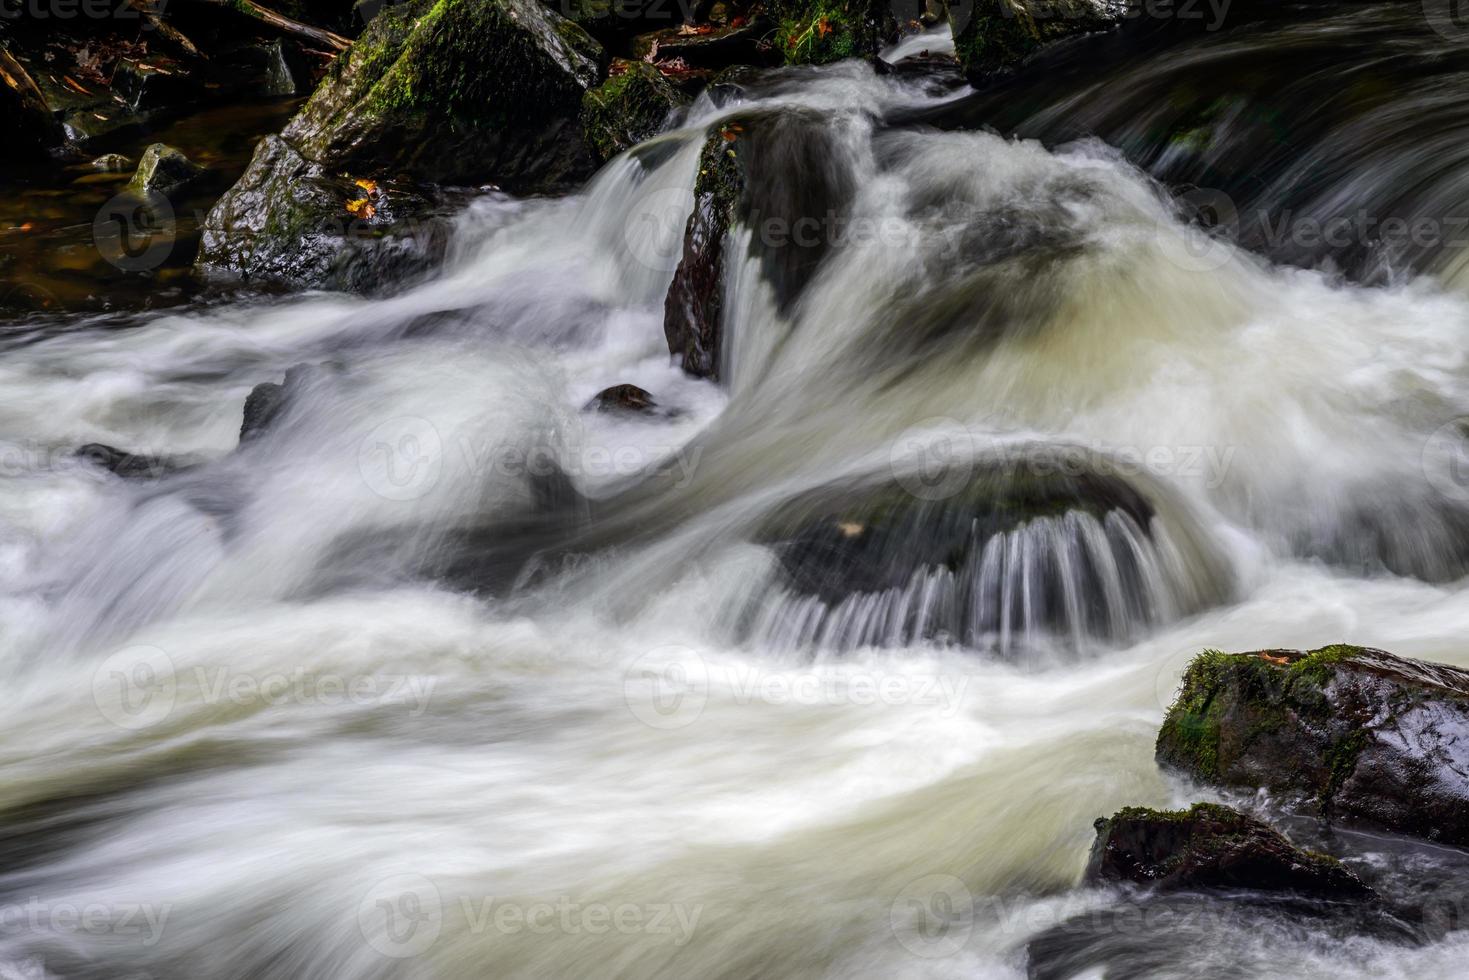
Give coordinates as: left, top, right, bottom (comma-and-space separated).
580, 61, 685, 161
768, 0, 881, 65
1289, 643, 1368, 686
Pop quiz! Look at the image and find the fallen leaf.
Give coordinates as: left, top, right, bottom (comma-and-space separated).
354, 178, 379, 195
345, 197, 376, 220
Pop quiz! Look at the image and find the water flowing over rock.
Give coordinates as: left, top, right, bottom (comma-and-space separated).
1087, 803, 1371, 897
1157, 646, 1469, 846
580, 60, 689, 162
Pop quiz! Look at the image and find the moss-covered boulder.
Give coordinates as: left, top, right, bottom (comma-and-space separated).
948, 0, 1120, 80
580, 60, 688, 162
199, 0, 604, 287
1087, 803, 1371, 897
1157, 646, 1469, 846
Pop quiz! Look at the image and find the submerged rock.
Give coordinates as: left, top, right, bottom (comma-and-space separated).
1086, 803, 1371, 897
74, 444, 187, 480
91, 153, 135, 173
1157, 646, 1469, 846
126, 144, 207, 198
580, 60, 688, 162
586, 383, 657, 413
948, 0, 1121, 80
749, 449, 1231, 651
199, 0, 604, 288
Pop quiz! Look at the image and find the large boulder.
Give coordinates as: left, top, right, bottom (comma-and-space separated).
1157, 646, 1469, 846
198, 0, 605, 287
948, 0, 1120, 80
1086, 803, 1371, 898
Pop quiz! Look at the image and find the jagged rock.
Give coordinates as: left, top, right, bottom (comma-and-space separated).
586, 383, 657, 413
663, 108, 855, 379
240, 364, 319, 443
198, 0, 603, 288
74, 444, 187, 480
126, 144, 206, 198
1157, 646, 1469, 846
1086, 803, 1371, 898
947, 0, 1120, 80
580, 60, 688, 162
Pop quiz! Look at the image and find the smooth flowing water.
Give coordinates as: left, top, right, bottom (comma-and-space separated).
1, 9, 1469, 979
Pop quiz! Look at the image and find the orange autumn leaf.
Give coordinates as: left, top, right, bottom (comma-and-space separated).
355, 178, 379, 195
817, 16, 832, 37
345, 197, 376, 220
1258, 653, 1290, 665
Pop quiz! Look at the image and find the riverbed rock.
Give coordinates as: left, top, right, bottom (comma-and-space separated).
1086, 803, 1371, 897
632, 18, 778, 69
199, 0, 604, 288
663, 108, 855, 378
948, 0, 1121, 80
580, 60, 688, 161
1156, 646, 1469, 846
91, 154, 135, 173
126, 144, 207, 198
74, 443, 188, 480
586, 383, 657, 413
240, 364, 319, 443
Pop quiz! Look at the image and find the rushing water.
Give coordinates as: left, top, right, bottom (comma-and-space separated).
1, 8, 1469, 979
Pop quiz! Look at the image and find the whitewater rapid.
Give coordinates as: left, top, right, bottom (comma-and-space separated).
0, 53, 1466, 980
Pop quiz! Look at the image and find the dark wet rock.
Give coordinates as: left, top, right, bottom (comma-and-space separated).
1086, 803, 1371, 898
586, 383, 657, 413
1157, 646, 1469, 846
663, 108, 855, 379
91, 154, 135, 173
632, 18, 778, 69
239, 364, 319, 444
0, 48, 63, 161
749, 450, 1232, 650
767, 0, 893, 64
197, 136, 452, 291
112, 57, 199, 111
580, 60, 688, 162
75, 444, 188, 480
126, 144, 206, 198
200, 0, 601, 288
225, 40, 315, 97
553, 0, 692, 45
948, 0, 1121, 80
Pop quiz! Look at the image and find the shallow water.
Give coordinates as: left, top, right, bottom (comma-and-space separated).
0, 11, 1467, 980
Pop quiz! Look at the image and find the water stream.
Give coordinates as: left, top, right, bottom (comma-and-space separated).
1, 7, 1468, 978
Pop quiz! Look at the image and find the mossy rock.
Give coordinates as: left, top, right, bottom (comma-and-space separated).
126, 143, 206, 199
1086, 802, 1371, 898
284, 0, 605, 188
1157, 646, 1469, 845
767, 0, 894, 64
947, 0, 1120, 80
580, 60, 688, 162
